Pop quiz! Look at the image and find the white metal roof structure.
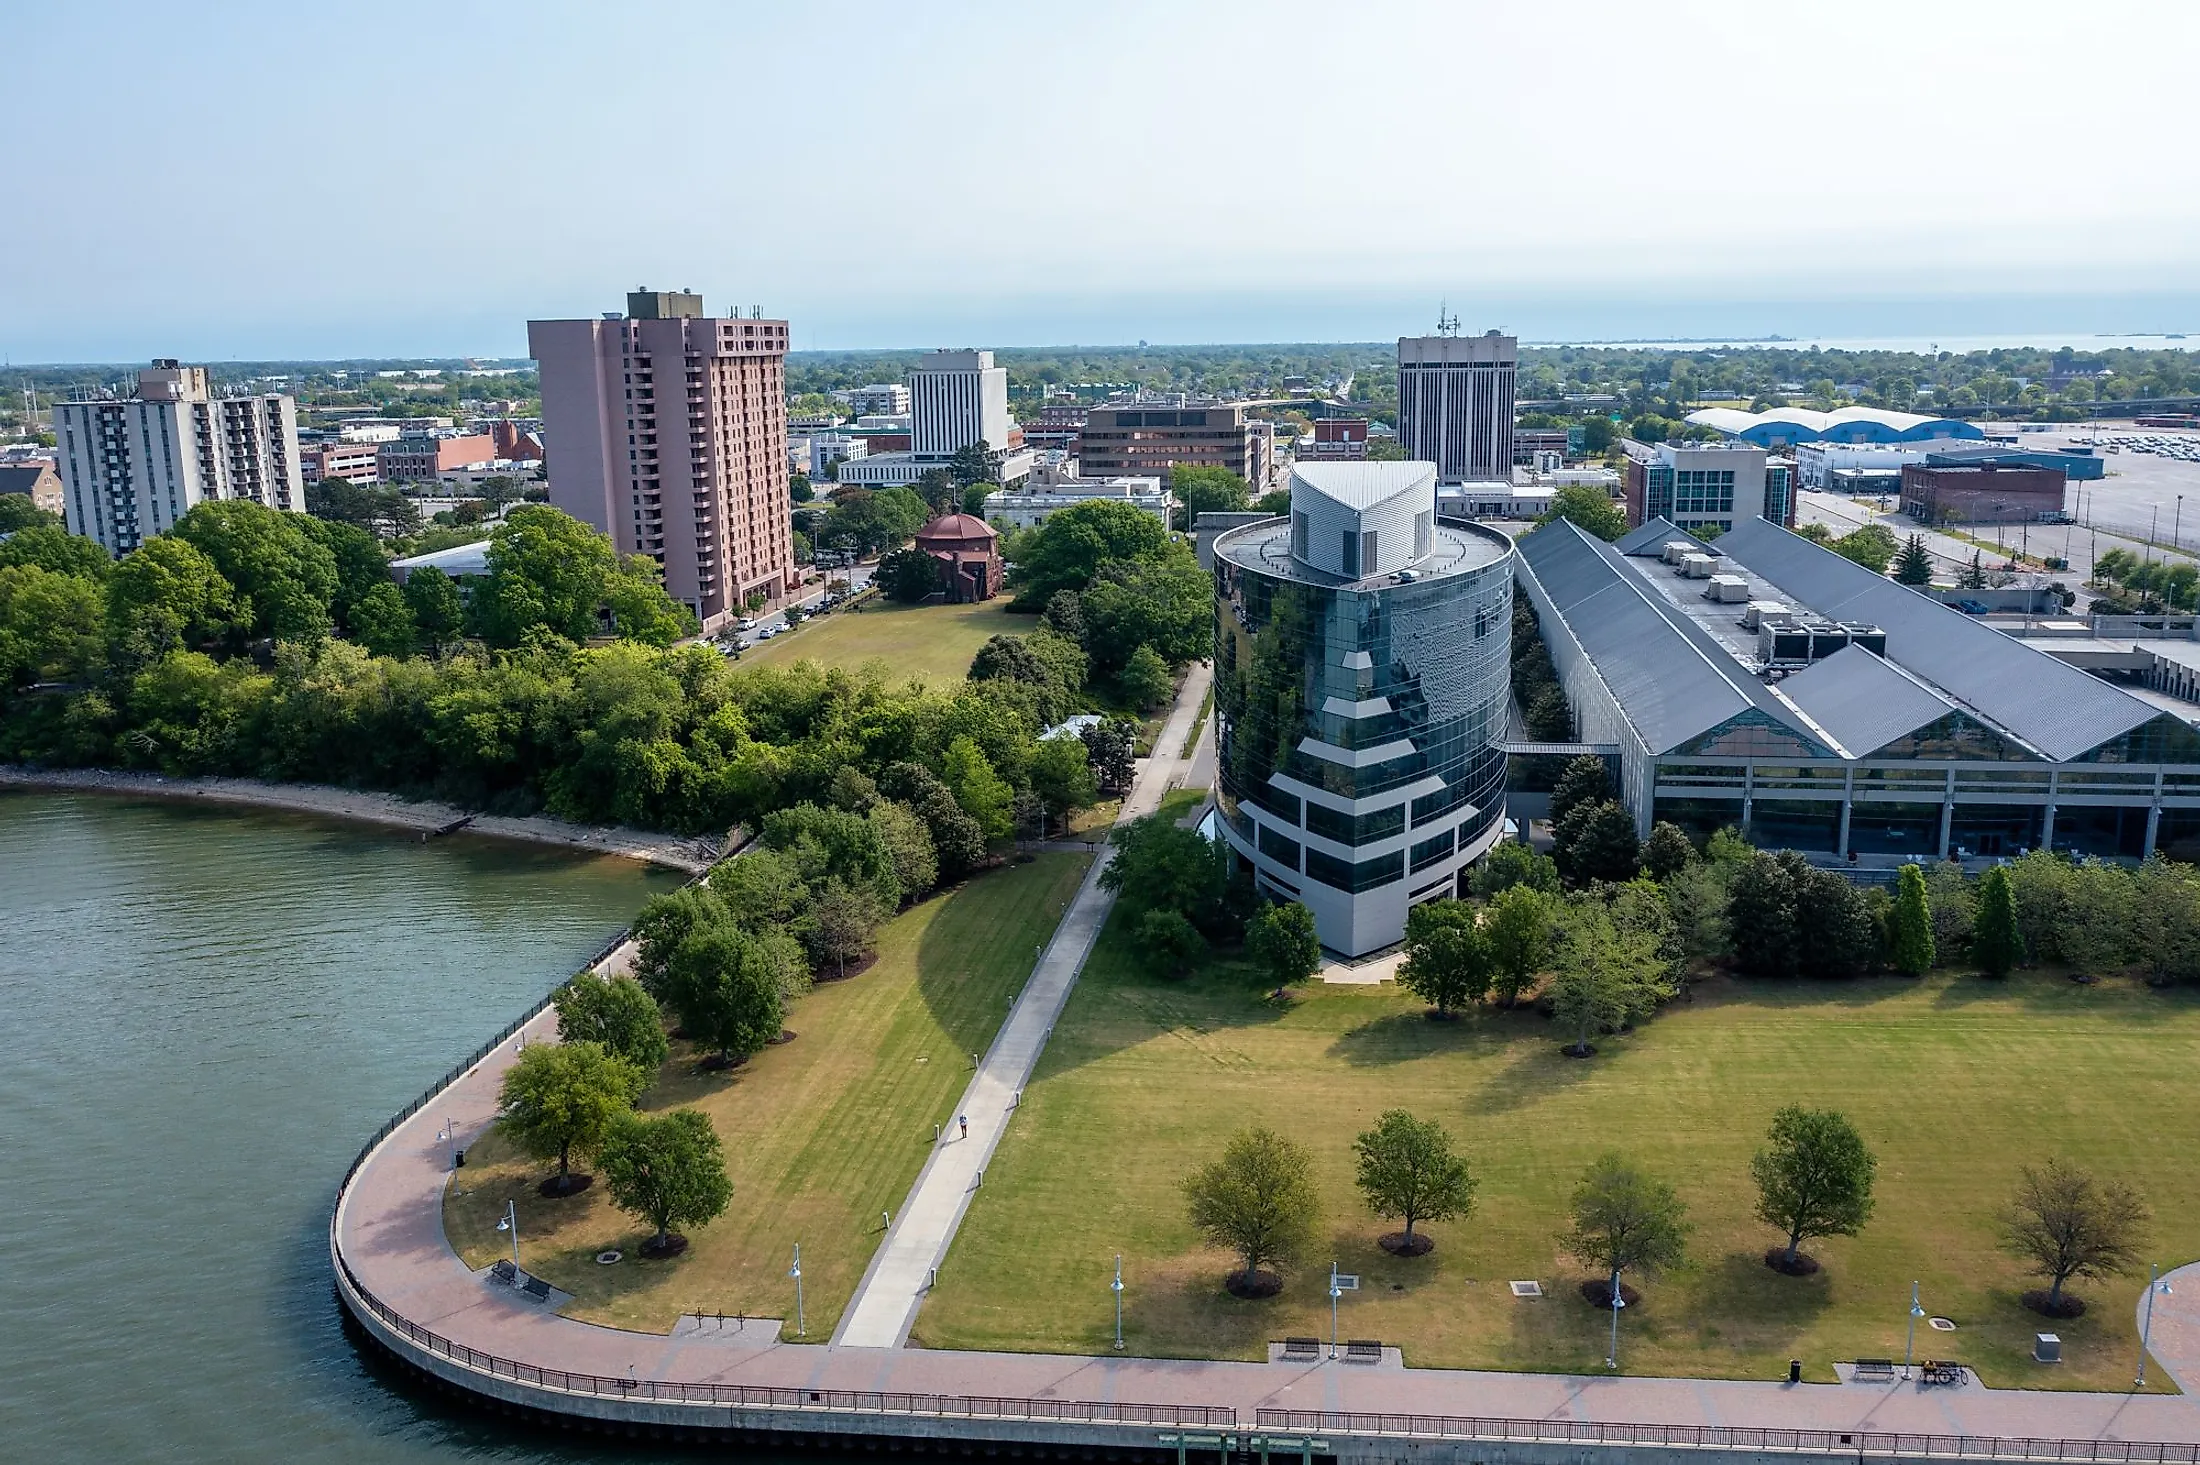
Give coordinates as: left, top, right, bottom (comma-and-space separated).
1686, 406, 1984, 445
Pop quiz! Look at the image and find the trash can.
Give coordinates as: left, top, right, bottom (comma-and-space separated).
454, 1149, 465, 1167
1788, 1359, 1802, 1384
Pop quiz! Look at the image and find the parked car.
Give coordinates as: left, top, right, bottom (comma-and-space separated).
1955, 598, 1991, 615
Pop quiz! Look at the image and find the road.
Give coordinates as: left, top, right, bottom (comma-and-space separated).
712, 561, 876, 653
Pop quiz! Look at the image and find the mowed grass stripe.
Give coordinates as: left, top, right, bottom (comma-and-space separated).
445, 851, 1090, 1334
917, 910, 2200, 1390
740, 599, 1028, 686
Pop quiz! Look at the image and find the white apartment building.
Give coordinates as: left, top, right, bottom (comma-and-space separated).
841, 382, 911, 415
909, 349, 1010, 458
1397, 329, 1516, 483
54, 360, 305, 554
982, 473, 1173, 529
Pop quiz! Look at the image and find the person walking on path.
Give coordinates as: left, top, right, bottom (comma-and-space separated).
958, 1114, 968, 1140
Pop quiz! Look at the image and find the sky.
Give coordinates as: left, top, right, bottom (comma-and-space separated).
7, 0, 2200, 362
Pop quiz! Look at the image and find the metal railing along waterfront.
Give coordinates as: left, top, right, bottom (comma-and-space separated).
1256, 1410, 2200, 1463
328, 914, 1236, 1435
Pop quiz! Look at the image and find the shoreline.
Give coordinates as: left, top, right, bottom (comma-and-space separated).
0, 766, 719, 875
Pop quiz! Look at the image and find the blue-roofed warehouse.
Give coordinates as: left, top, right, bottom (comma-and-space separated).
1513, 514, 2200, 863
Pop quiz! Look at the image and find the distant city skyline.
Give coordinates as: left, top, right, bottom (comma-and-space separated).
7, 1, 2198, 363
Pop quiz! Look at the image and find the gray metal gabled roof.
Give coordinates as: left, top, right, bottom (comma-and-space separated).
1519, 519, 1818, 756
1716, 518, 2155, 761
1778, 644, 1962, 759
1613, 516, 1720, 558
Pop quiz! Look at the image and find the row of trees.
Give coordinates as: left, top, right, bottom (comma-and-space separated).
1182, 1111, 2149, 1320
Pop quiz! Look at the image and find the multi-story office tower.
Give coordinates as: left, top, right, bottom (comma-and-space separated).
1076, 401, 1264, 485
54, 360, 304, 554
1623, 441, 1796, 534
1212, 461, 1514, 955
528, 290, 793, 633
1397, 329, 1517, 482
909, 349, 1010, 458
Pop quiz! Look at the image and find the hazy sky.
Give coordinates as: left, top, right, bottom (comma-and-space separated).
8, 0, 2200, 361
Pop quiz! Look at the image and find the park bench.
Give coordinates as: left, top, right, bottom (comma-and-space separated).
1920, 1360, 1968, 1387
489, 1260, 517, 1285
1344, 1339, 1383, 1365
522, 1275, 551, 1300
1851, 1359, 1895, 1382
1280, 1338, 1321, 1361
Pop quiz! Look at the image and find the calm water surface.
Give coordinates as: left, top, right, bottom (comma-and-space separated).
0, 792, 697, 1462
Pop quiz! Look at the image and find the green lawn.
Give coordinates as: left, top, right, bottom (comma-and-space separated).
739, 599, 1030, 686
445, 851, 1091, 1334
917, 922, 2198, 1391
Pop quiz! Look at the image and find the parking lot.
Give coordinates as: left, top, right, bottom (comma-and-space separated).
2012, 422, 2200, 553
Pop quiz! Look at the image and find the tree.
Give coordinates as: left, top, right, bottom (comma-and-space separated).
1081, 717, 1137, 795
1080, 555, 1210, 676
941, 734, 1015, 841
0, 496, 57, 533
1171, 463, 1250, 523
1890, 863, 1936, 976
1398, 899, 1491, 1017
403, 565, 465, 652
1958, 549, 1988, 590
1181, 1127, 1321, 1295
867, 800, 939, 903
1750, 1106, 1878, 1273
630, 885, 732, 1002
554, 971, 669, 1072
1549, 755, 1614, 830
0, 522, 113, 580
1101, 812, 1231, 931
876, 545, 940, 603
1247, 901, 1321, 994
604, 555, 696, 646
1028, 734, 1098, 828
172, 499, 340, 642
0, 564, 105, 687
1548, 901, 1665, 1056
809, 876, 887, 977
1553, 799, 1640, 886
1638, 822, 1695, 882
1893, 534, 1935, 586
669, 924, 790, 1063
1830, 524, 1899, 575
1540, 484, 1627, 541
1663, 859, 1733, 969
1564, 1153, 1690, 1306
946, 443, 996, 489
1354, 1110, 1476, 1256
970, 634, 1052, 687
495, 1040, 646, 1195
880, 761, 987, 878
1484, 885, 1556, 1006
472, 504, 618, 646
347, 580, 418, 658
598, 1108, 733, 1258
1134, 907, 1206, 974
1471, 840, 1560, 899
1119, 644, 1174, 710
1007, 497, 1176, 608
105, 535, 238, 652
2000, 1157, 2149, 1316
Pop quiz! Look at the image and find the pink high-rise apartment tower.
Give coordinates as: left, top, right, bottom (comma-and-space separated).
529, 290, 792, 633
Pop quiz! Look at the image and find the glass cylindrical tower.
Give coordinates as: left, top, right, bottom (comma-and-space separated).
1211, 461, 1513, 956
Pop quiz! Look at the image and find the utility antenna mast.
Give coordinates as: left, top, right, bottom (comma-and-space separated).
1436, 301, 1460, 337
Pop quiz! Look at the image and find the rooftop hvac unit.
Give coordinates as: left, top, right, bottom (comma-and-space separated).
1662, 541, 1695, 565
1680, 553, 1717, 579
1706, 574, 1750, 603
1742, 600, 1790, 630
1757, 620, 1889, 665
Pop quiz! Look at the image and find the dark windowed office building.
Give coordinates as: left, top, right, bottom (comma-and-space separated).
1515, 514, 2200, 863
1212, 462, 1514, 955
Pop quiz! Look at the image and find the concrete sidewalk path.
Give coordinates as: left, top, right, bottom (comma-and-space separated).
832, 662, 1213, 1348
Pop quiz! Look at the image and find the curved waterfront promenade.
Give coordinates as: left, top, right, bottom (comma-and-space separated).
333, 675, 2200, 1458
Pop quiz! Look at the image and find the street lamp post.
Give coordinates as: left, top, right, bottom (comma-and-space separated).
495, 1200, 519, 1270
1328, 1263, 1342, 1360
1607, 1276, 1625, 1370
2178, 496, 2187, 556
2137, 1265, 2173, 1388
1112, 1254, 1125, 1351
1904, 1281, 1925, 1379
790, 1244, 805, 1337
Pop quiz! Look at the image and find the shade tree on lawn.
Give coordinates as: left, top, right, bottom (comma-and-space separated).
1353, 1109, 1477, 1257
1181, 1127, 1322, 1298
554, 971, 669, 1072
598, 1108, 734, 1260
495, 1040, 647, 1197
1750, 1105, 1878, 1275
1999, 1156, 2149, 1318
1564, 1152, 1691, 1308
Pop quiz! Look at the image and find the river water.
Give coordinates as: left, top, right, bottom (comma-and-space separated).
0, 792, 689, 1462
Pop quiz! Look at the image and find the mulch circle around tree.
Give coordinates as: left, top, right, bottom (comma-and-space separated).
812, 952, 881, 984
1380, 1231, 1435, 1258
1562, 1042, 1598, 1060
1579, 1279, 1641, 1309
770, 1029, 797, 1046
698, 1052, 749, 1073
639, 1233, 690, 1261
2069, 972, 2100, 986
1225, 1268, 1284, 1300
1763, 1247, 1822, 1277
1423, 1008, 1460, 1023
2022, 1289, 2087, 1319
538, 1173, 594, 1199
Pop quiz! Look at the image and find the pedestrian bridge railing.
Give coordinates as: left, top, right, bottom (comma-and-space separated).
1257, 1409, 2200, 1462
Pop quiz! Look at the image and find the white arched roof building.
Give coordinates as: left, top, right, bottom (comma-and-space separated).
1685, 406, 1984, 447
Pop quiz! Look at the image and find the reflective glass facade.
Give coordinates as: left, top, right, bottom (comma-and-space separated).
1213, 516, 1512, 955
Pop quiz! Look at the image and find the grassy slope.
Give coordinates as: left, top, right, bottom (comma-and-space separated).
446, 851, 1091, 1334
739, 599, 1030, 686
917, 921, 2196, 1391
